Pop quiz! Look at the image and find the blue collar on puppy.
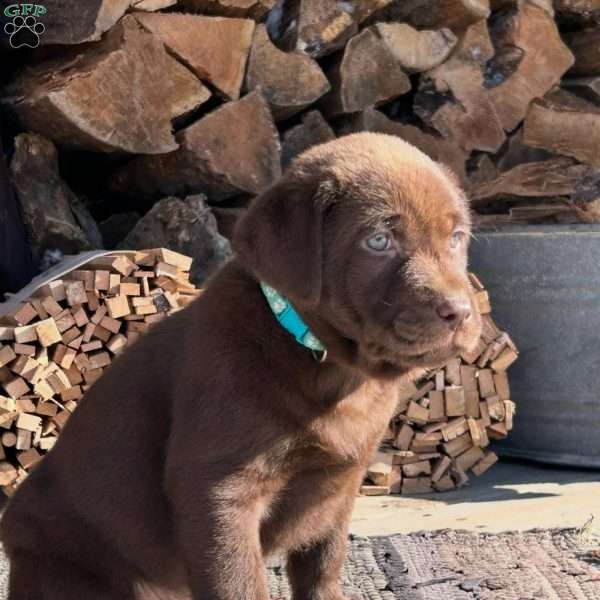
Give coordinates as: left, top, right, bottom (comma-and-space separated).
260, 282, 327, 362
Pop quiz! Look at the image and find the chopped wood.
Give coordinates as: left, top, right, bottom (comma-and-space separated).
523, 90, 600, 168
486, 3, 573, 132
134, 12, 254, 100
65, 281, 87, 306
360, 484, 390, 496
401, 476, 433, 495
368, 0, 490, 31
471, 158, 591, 206
445, 386, 466, 417
406, 401, 430, 425
471, 451, 498, 476
375, 23, 457, 73
415, 21, 506, 153
245, 24, 330, 120
0, 250, 198, 494
4, 17, 210, 154
110, 90, 281, 203
366, 451, 394, 486
10, 303, 37, 326
320, 27, 410, 117
455, 446, 485, 472
366, 274, 516, 495
278, 0, 359, 58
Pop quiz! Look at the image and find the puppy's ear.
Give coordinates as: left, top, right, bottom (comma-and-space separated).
233, 174, 328, 307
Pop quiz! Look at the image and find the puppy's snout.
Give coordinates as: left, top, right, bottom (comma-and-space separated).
435, 297, 471, 328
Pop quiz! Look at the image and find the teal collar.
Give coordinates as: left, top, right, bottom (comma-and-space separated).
260, 282, 327, 361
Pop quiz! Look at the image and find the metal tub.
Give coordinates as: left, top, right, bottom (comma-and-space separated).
469, 225, 600, 468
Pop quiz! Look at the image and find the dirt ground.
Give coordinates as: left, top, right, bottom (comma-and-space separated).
351, 459, 600, 535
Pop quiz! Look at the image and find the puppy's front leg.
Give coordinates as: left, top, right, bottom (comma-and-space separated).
170, 474, 270, 600
286, 525, 349, 600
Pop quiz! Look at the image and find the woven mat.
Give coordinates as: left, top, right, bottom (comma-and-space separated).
0, 529, 598, 598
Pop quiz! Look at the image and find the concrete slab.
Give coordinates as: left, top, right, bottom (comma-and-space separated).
351, 459, 600, 536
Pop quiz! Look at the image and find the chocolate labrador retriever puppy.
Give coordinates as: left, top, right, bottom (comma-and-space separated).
1, 132, 481, 600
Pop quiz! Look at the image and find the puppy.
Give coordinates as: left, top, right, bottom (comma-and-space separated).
1, 132, 481, 600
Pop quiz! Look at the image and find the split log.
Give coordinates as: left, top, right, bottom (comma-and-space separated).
470, 158, 593, 205
523, 90, 600, 168
564, 27, 600, 77
9, 134, 94, 263
319, 27, 410, 117
338, 108, 468, 183
245, 25, 330, 120
277, 0, 358, 58
3, 16, 210, 154
281, 111, 335, 170
415, 21, 506, 153
367, 0, 491, 31
110, 90, 281, 202
119, 195, 232, 285
486, 2, 574, 132
0, 250, 201, 495
365, 275, 518, 495
375, 23, 458, 73
134, 13, 254, 100
179, 0, 275, 19
40, 0, 130, 45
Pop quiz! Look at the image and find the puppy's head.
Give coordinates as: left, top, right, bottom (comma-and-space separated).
234, 132, 481, 378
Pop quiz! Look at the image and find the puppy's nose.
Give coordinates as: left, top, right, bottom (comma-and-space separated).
435, 298, 471, 327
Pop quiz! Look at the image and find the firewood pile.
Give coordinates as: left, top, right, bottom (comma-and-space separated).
361, 273, 518, 496
2, 0, 600, 290
0, 249, 199, 496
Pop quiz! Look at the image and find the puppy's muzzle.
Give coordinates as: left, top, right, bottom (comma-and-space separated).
434, 296, 472, 330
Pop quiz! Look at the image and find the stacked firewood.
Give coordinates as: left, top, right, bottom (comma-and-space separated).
361, 274, 518, 496
2, 1, 600, 287
0, 250, 198, 496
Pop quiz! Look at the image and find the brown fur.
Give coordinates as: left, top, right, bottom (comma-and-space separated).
1, 133, 481, 600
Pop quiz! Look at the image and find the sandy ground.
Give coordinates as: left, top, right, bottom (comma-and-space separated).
351, 459, 600, 535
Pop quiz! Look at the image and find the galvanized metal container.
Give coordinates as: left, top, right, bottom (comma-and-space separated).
469, 225, 600, 468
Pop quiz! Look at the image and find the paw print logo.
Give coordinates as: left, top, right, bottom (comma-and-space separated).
4, 15, 45, 49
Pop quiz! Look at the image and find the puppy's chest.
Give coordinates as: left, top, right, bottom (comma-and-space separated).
302, 379, 397, 466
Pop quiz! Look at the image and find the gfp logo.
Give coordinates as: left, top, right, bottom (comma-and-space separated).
3, 4, 47, 49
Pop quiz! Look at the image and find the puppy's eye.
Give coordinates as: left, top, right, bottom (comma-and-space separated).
365, 233, 392, 252
450, 230, 467, 249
